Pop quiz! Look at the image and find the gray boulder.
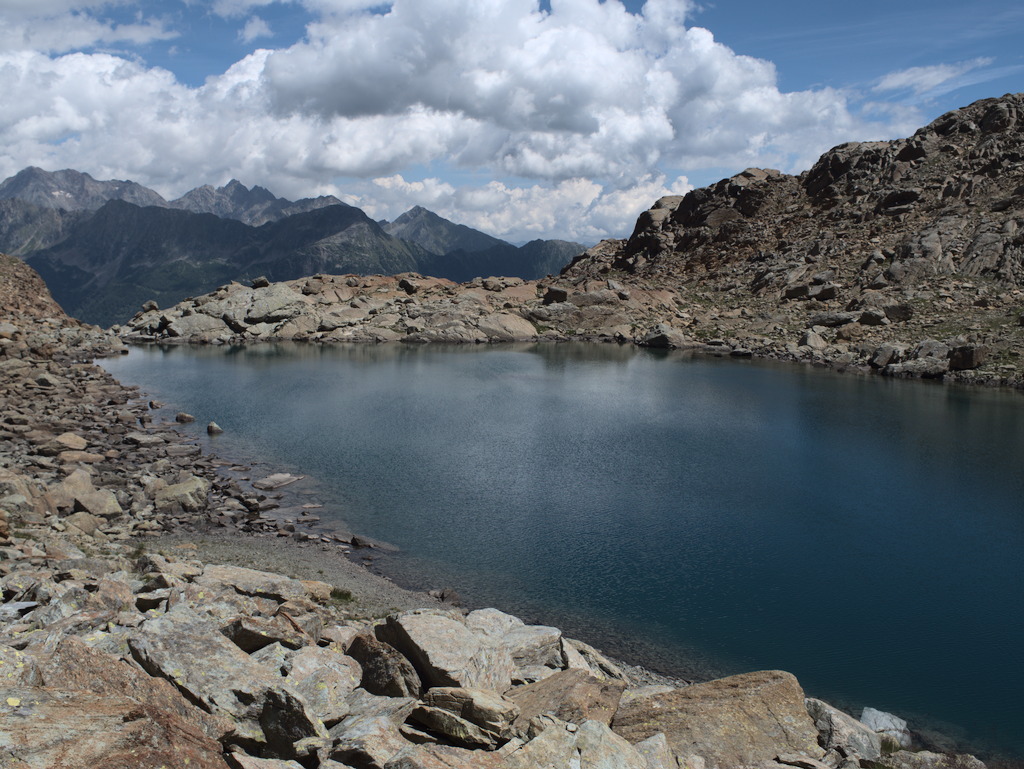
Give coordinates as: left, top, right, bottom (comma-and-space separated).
806, 697, 882, 761
128, 604, 327, 755
376, 609, 515, 694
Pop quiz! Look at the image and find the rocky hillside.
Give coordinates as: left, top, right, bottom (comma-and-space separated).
558, 93, 1024, 382
0, 259, 994, 769
131, 94, 1024, 389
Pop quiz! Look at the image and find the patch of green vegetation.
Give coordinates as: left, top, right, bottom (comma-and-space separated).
330, 587, 354, 604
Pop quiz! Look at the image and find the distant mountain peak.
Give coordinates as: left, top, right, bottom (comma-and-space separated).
0, 166, 168, 211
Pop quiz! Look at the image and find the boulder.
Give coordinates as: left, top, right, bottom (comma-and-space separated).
805, 698, 882, 761
167, 313, 230, 340
509, 668, 625, 736
411, 687, 519, 749
128, 604, 327, 755
465, 608, 563, 671
246, 285, 307, 324
376, 609, 515, 694
612, 671, 824, 769
383, 743, 506, 768
153, 475, 210, 513
195, 564, 312, 603
37, 636, 231, 741
561, 637, 629, 682
283, 645, 361, 727
947, 344, 988, 371
328, 690, 417, 768
503, 718, 647, 769
863, 751, 986, 769
0, 686, 229, 769
347, 631, 423, 697
860, 707, 913, 750
640, 323, 692, 349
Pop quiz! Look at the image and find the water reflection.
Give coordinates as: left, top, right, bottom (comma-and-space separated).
101, 342, 1024, 759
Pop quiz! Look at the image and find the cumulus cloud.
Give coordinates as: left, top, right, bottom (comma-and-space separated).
239, 16, 274, 43
0, 0, 917, 240
0, 1, 175, 53
362, 173, 692, 243
874, 58, 995, 97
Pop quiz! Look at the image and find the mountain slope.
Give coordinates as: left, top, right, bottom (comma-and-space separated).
25, 201, 432, 326
387, 205, 585, 281
0, 199, 87, 256
384, 206, 508, 254
0, 167, 169, 211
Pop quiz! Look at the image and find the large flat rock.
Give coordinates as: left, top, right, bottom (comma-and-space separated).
0, 686, 229, 769
128, 603, 327, 755
612, 670, 824, 769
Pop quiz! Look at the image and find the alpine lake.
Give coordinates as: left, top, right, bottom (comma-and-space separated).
99, 341, 1024, 760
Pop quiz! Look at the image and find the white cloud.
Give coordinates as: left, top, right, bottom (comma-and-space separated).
0, 0, 175, 53
0, 0, 919, 241
874, 58, 995, 97
213, 0, 287, 19
360, 173, 692, 244
239, 16, 274, 43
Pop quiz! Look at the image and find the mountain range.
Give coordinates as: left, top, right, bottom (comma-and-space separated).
0, 167, 584, 326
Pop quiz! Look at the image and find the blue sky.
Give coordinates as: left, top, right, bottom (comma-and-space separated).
0, 0, 1020, 242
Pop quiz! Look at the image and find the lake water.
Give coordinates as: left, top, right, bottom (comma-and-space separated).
100, 342, 1024, 759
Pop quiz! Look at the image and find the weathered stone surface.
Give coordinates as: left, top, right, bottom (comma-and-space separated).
283, 644, 361, 727
612, 671, 824, 769
465, 608, 563, 671
128, 604, 327, 754
196, 564, 312, 603
377, 609, 515, 693
328, 690, 417, 769
383, 743, 506, 769
863, 751, 987, 769
0, 686, 230, 769
348, 630, 423, 697
805, 698, 882, 761
37, 636, 232, 741
503, 718, 647, 769
154, 474, 211, 512
861, 707, 913, 750
510, 668, 625, 735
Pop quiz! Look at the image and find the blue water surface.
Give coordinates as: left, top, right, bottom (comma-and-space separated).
100, 342, 1024, 757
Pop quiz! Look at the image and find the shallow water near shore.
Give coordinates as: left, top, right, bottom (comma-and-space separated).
100, 342, 1024, 758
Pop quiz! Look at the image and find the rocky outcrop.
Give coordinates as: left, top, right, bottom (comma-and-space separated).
557, 93, 1024, 389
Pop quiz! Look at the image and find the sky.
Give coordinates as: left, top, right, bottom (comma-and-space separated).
0, 1, 1021, 244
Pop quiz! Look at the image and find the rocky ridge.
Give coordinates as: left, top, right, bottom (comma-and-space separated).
124, 94, 1024, 390
1, 246, 994, 766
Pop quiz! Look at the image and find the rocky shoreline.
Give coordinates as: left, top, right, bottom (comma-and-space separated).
118, 94, 1024, 393
1, 257, 1008, 767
